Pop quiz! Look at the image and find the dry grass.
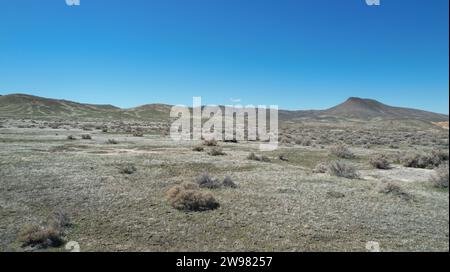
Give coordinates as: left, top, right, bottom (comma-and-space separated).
278, 154, 289, 161
327, 160, 359, 179
247, 152, 271, 162
81, 134, 92, 140
1, 118, 449, 252
166, 182, 219, 212
196, 173, 222, 189
16, 210, 71, 249
118, 164, 137, 174
208, 147, 225, 156
166, 181, 200, 199
313, 162, 329, 174
46, 210, 71, 230
203, 139, 218, 146
192, 146, 204, 152
370, 155, 391, 169
17, 224, 63, 248
430, 163, 449, 189
222, 176, 237, 188
106, 139, 118, 145
132, 131, 144, 137
401, 150, 448, 169
379, 183, 413, 200
330, 144, 355, 159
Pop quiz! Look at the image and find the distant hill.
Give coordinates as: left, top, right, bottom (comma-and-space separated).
280, 97, 448, 123
0, 93, 448, 123
0, 94, 172, 120
125, 104, 174, 120
320, 97, 448, 122
0, 94, 125, 119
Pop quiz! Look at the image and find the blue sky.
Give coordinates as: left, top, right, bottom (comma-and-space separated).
0, 0, 448, 113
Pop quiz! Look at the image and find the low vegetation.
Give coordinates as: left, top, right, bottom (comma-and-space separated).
401, 149, 448, 169
278, 154, 289, 161
18, 224, 63, 249
118, 164, 137, 174
203, 139, 218, 146
330, 144, 355, 159
222, 176, 237, 188
81, 134, 92, 140
313, 162, 329, 174
166, 182, 220, 212
247, 152, 271, 162
379, 183, 412, 200
197, 173, 222, 189
1, 113, 449, 252
17, 210, 71, 249
46, 210, 71, 230
208, 147, 225, 156
430, 163, 449, 189
196, 173, 238, 189
106, 139, 118, 145
132, 131, 144, 137
192, 146, 204, 152
370, 154, 391, 169
327, 160, 359, 179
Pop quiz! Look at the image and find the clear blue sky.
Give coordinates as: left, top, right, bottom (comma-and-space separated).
0, 0, 448, 113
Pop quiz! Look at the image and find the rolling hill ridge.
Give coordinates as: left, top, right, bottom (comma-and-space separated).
0, 93, 448, 123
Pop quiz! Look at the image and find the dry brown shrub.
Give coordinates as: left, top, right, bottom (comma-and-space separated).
166, 182, 219, 212
17, 224, 63, 248
370, 155, 391, 169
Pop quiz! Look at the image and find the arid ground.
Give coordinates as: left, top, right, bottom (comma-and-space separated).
0, 112, 448, 252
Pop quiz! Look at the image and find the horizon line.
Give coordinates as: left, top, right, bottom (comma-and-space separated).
0, 92, 449, 116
